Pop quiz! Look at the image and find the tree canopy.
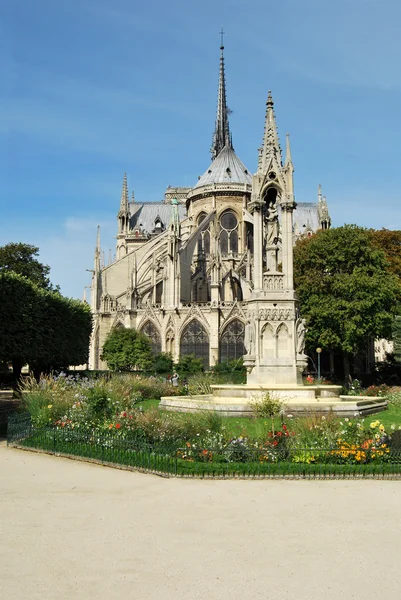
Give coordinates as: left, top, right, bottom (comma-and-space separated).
294, 225, 401, 373
0, 243, 56, 290
101, 327, 154, 372
0, 272, 92, 378
369, 229, 401, 281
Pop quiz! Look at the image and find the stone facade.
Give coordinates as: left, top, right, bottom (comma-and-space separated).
89, 45, 331, 371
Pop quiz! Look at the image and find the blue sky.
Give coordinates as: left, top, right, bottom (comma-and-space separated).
1, 0, 401, 298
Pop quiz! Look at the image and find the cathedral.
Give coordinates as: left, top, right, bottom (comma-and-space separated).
89, 43, 331, 371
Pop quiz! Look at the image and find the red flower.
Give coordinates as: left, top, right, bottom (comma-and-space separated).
282, 425, 287, 430
115, 423, 121, 429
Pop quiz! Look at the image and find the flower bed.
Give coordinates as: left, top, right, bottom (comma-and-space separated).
10, 374, 401, 478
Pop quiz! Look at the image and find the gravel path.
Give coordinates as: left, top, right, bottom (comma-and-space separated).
1, 441, 400, 600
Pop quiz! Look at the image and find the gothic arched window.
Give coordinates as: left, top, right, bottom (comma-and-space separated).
180, 320, 209, 367
203, 231, 210, 254
219, 210, 239, 254
141, 321, 162, 355
220, 319, 245, 363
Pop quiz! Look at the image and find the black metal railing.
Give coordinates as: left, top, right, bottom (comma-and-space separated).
7, 413, 401, 479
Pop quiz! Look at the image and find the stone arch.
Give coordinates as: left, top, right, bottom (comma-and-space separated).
261, 323, 275, 358
140, 320, 162, 355
165, 328, 175, 355
276, 323, 289, 358
218, 209, 239, 255
180, 319, 209, 367
220, 319, 245, 363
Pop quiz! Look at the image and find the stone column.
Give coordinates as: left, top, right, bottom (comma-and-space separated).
253, 205, 263, 291
281, 203, 294, 291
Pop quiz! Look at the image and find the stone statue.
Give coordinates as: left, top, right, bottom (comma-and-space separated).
265, 202, 279, 246
296, 318, 307, 355
244, 319, 255, 356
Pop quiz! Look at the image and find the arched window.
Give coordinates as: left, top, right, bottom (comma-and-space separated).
141, 321, 162, 355
220, 319, 245, 363
203, 231, 210, 254
220, 230, 228, 253
220, 210, 239, 254
180, 320, 209, 367
197, 213, 208, 255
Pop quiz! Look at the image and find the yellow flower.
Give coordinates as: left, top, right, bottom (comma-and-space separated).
379, 424, 385, 432
47, 404, 53, 409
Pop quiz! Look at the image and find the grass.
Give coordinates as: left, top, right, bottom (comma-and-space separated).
138, 398, 401, 438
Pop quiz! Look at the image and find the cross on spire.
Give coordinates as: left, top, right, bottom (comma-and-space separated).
220, 27, 225, 48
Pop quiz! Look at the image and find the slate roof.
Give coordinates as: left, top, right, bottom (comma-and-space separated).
195, 145, 252, 188
129, 202, 187, 235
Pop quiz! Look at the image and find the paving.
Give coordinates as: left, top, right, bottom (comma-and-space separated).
1, 441, 400, 600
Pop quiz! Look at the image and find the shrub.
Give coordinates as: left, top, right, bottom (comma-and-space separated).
153, 352, 173, 374
101, 328, 153, 371
176, 354, 204, 374
251, 393, 283, 435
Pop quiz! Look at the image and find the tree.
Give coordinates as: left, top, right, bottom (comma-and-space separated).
370, 229, 401, 280
0, 242, 56, 290
101, 327, 154, 371
293, 225, 401, 378
0, 272, 92, 379
154, 352, 174, 373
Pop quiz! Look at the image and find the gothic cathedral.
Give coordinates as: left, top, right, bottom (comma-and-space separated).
89, 43, 331, 370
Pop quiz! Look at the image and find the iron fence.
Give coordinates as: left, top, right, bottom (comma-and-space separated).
7, 413, 401, 479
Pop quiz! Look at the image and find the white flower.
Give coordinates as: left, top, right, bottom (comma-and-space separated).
344, 418, 349, 422
391, 424, 395, 430
321, 416, 326, 421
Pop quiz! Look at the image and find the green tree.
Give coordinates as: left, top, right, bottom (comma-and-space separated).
0, 272, 92, 379
0, 243, 57, 290
154, 352, 174, 373
101, 327, 153, 371
293, 225, 401, 378
176, 354, 204, 374
370, 229, 401, 280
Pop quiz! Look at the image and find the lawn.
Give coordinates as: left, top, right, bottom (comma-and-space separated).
139, 398, 401, 439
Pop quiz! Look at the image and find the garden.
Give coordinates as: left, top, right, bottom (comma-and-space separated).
6, 371, 401, 478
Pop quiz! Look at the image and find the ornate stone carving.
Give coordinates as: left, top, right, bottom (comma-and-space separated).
295, 317, 307, 356
263, 273, 284, 290
244, 319, 256, 356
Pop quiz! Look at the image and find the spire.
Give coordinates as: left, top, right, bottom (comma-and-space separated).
259, 91, 282, 172
284, 133, 293, 167
169, 198, 180, 235
318, 184, 323, 203
94, 225, 101, 272
210, 30, 233, 161
119, 173, 129, 213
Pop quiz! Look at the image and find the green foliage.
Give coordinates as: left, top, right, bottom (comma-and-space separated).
251, 393, 283, 419
294, 225, 401, 355
392, 316, 401, 363
213, 357, 245, 374
0, 272, 92, 376
101, 327, 153, 371
251, 392, 283, 435
176, 353, 204, 374
153, 352, 174, 373
0, 242, 56, 290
